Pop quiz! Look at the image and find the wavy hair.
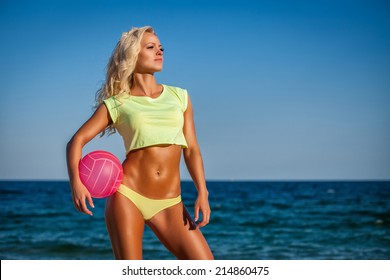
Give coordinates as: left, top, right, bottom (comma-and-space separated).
95, 26, 155, 135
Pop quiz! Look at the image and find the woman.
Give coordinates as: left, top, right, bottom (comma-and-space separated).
66, 26, 213, 260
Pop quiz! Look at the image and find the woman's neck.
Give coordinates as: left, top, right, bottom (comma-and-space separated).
131, 73, 161, 97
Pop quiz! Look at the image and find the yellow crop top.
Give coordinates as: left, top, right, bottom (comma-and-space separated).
103, 84, 188, 154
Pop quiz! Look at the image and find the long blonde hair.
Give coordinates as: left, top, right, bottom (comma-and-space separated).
95, 26, 155, 135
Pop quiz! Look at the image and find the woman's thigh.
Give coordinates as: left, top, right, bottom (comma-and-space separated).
105, 192, 145, 260
146, 202, 214, 260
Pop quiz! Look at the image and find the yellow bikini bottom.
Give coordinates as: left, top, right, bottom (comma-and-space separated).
117, 184, 182, 220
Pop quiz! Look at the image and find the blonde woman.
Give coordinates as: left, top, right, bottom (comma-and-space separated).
66, 26, 213, 260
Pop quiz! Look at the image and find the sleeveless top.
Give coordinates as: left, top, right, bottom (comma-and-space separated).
103, 84, 188, 154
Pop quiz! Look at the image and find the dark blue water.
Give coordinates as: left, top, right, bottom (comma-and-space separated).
1, 181, 389, 260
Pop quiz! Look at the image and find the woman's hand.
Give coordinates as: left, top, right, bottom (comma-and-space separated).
70, 181, 94, 216
194, 192, 211, 227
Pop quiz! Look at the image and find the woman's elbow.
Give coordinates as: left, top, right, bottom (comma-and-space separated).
66, 136, 77, 156
66, 134, 83, 154
184, 145, 201, 160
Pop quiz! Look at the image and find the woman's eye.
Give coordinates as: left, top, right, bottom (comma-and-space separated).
146, 46, 164, 52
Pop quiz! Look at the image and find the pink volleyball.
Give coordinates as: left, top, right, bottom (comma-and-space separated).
78, 150, 123, 198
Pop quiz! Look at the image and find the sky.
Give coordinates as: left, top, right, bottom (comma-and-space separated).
0, 0, 389, 180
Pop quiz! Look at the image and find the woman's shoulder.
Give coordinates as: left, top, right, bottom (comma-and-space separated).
163, 84, 188, 96
103, 92, 130, 110
104, 92, 130, 103
163, 84, 188, 110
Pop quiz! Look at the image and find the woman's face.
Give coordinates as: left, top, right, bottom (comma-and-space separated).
135, 32, 164, 74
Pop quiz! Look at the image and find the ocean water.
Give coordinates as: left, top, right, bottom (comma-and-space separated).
0, 180, 389, 260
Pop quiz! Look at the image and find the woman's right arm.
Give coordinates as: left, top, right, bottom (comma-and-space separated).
66, 104, 112, 216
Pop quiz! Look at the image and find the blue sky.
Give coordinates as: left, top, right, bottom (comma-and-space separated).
0, 0, 389, 180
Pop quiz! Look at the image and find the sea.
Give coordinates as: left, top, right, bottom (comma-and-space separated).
1, 180, 389, 260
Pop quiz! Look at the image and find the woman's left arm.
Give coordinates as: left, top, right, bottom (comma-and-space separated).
183, 94, 211, 228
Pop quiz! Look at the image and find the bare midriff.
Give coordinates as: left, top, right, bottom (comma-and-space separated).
121, 144, 182, 199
